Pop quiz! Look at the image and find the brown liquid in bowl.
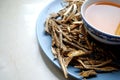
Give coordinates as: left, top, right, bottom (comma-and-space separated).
85, 1, 120, 35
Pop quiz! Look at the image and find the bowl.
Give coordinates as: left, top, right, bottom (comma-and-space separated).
81, 0, 120, 45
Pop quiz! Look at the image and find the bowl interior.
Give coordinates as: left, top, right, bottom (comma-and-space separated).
81, 0, 120, 37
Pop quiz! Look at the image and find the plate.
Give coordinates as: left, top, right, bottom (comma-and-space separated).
36, 0, 120, 80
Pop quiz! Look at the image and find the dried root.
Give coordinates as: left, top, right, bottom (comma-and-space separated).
44, 0, 120, 79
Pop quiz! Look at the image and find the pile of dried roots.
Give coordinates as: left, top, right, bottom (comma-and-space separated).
44, 0, 120, 79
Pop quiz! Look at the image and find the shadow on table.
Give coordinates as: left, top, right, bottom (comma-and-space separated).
37, 33, 120, 80
38, 44, 77, 80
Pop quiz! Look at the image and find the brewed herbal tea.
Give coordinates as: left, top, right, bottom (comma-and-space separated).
85, 1, 120, 35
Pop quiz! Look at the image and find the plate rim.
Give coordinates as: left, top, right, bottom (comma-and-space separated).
36, 0, 120, 80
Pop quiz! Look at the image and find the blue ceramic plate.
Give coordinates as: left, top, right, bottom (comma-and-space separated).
36, 0, 120, 80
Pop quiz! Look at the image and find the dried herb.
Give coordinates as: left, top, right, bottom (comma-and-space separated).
44, 0, 120, 79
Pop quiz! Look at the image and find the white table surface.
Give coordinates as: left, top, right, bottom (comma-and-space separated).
0, 0, 76, 80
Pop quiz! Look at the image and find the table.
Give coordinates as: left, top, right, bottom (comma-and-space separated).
0, 0, 76, 80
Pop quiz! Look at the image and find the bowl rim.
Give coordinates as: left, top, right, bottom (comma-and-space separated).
81, 0, 120, 38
